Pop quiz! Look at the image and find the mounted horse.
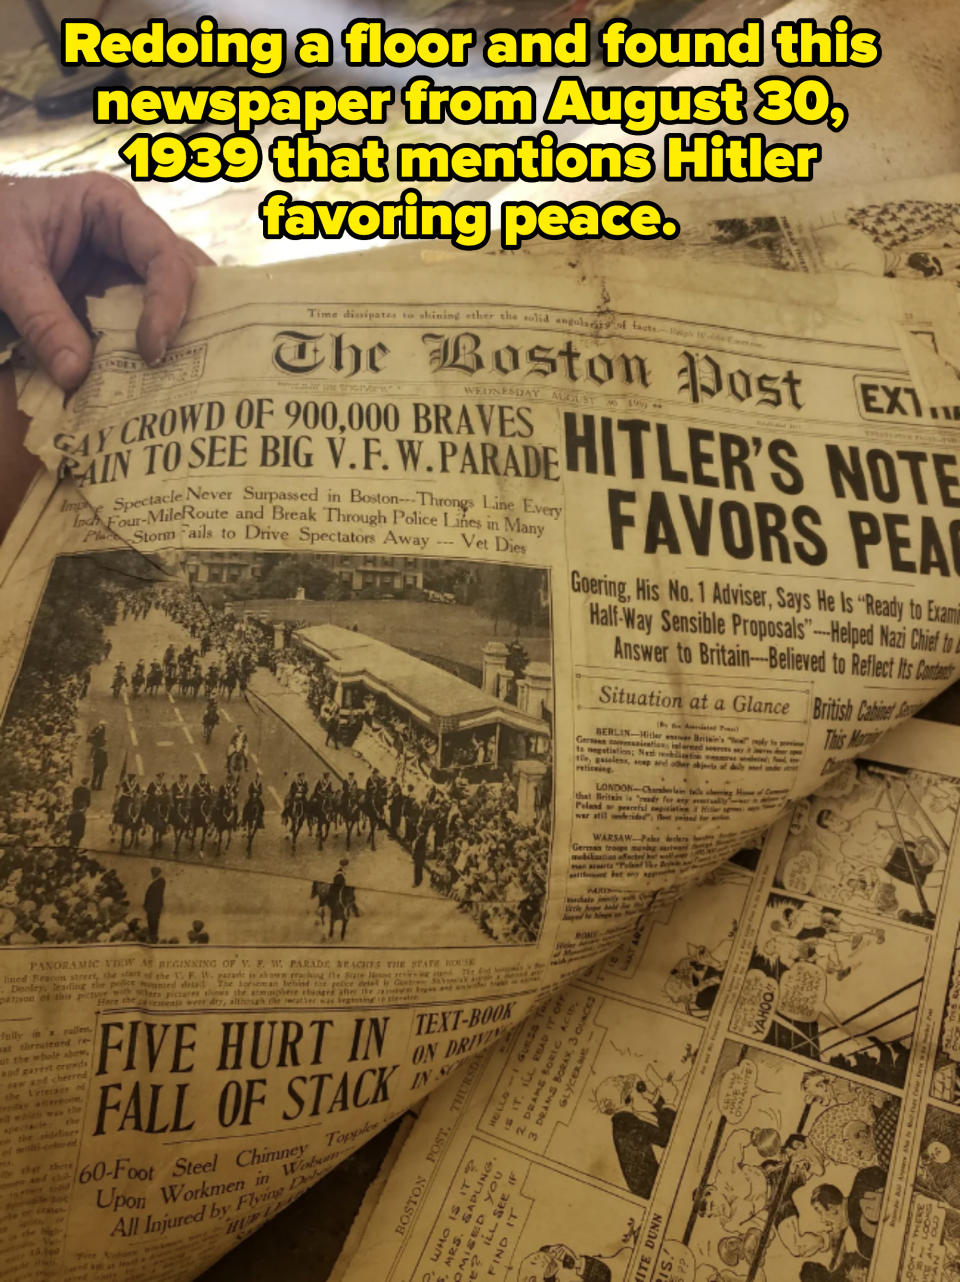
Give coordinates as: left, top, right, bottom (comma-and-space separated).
188, 791, 212, 852
209, 789, 237, 856
242, 793, 265, 856
285, 794, 308, 853
340, 789, 363, 852
309, 790, 336, 851
143, 790, 170, 851
170, 793, 191, 853
114, 790, 144, 851
202, 706, 219, 744
311, 879, 360, 940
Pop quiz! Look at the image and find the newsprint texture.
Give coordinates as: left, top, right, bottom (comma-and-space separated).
340, 717, 960, 1282
5, 215, 960, 1280
496, 172, 960, 293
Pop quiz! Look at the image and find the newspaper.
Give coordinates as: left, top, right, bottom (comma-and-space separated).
4, 240, 960, 1281
487, 172, 960, 293
339, 715, 960, 1282
330, 179, 960, 1282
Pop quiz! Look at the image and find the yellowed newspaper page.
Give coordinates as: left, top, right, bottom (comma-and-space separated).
2, 256, 960, 1280
340, 716, 960, 1282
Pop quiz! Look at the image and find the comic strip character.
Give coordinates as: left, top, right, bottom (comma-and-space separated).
515, 1243, 611, 1282
595, 1069, 678, 1200
665, 935, 734, 1017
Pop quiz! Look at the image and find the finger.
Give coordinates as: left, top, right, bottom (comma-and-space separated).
0, 250, 92, 389
83, 177, 213, 364
135, 236, 215, 365
135, 246, 197, 366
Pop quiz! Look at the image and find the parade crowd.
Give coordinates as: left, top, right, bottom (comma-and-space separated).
144, 591, 550, 943
279, 764, 547, 943
0, 607, 149, 944
0, 572, 549, 946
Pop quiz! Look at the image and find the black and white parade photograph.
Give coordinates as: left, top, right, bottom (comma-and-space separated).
0, 549, 553, 948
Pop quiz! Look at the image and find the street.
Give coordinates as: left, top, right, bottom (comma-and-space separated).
72, 605, 489, 947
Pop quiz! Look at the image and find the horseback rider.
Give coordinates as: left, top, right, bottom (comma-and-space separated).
328, 860, 359, 939
228, 725, 248, 770
242, 779, 266, 836
211, 784, 234, 839
310, 773, 332, 808
113, 775, 142, 844
191, 772, 212, 801
283, 771, 308, 823
116, 771, 136, 800
331, 859, 349, 901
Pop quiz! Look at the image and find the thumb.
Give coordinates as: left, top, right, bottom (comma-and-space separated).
0, 252, 93, 389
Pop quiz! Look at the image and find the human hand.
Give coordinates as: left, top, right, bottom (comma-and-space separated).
0, 172, 212, 389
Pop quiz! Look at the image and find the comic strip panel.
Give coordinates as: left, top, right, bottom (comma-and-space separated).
932, 929, 960, 1107
407, 1135, 641, 1282
774, 759, 960, 931
662, 1041, 899, 1282
900, 1105, 960, 1279
0, 550, 553, 948
593, 860, 753, 1020
729, 891, 927, 1090
476, 985, 699, 1203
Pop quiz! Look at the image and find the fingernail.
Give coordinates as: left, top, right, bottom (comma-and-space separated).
148, 340, 167, 368
50, 348, 85, 389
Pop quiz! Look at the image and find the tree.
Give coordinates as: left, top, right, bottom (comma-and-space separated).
474, 565, 548, 633
8, 557, 118, 719
234, 555, 336, 601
